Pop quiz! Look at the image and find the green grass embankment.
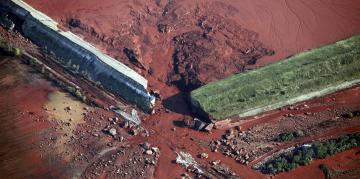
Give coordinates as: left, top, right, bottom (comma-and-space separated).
191, 35, 360, 120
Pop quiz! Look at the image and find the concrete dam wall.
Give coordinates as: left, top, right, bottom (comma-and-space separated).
1, 0, 155, 111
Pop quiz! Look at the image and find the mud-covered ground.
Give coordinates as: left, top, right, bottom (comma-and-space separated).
2, 0, 360, 178
0, 56, 161, 179
24, 0, 360, 90
0, 57, 71, 178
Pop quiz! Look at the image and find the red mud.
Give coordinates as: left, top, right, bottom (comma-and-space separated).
15, 0, 360, 178
24, 0, 360, 90
0, 57, 65, 178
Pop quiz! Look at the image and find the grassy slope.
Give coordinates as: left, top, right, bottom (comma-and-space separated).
191, 35, 360, 119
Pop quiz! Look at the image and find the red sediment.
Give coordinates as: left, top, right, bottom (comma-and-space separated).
0, 58, 64, 178
18, 0, 360, 178
24, 0, 360, 90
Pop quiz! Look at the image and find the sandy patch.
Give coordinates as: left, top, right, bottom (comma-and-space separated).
44, 91, 92, 160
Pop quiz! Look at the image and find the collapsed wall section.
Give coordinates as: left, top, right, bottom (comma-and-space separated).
1, 0, 154, 111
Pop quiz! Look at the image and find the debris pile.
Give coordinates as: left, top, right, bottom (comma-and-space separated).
209, 128, 272, 164
176, 151, 204, 175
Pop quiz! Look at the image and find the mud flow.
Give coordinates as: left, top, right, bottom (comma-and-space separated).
169, 24, 274, 91
24, 0, 274, 93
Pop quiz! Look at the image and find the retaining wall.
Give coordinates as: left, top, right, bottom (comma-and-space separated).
0, 0, 155, 111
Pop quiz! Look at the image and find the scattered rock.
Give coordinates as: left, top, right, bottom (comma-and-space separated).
193, 118, 206, 131
176, 151, 204, 174
181, 173, 191, 179
211, 162, 239, 177
211, 160, 221, 166
204, 123, 214, 132
145, 150, 153, 155
200, 153, 209, 159
114, 109, 141, 125
109, 128, 117, 136
141, 142, 151, 150
151, 147, 160, 154
119, 136, 124, 142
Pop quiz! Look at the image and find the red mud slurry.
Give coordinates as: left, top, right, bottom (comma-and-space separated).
0, 57, 66, 178
20, 0, 360, 178
142, 111, 265, 179
24, 0, 360, 85
275, 147, 360, 179
226, 0, 360, 66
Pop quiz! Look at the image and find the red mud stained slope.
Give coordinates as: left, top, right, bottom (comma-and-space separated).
275, 147, 360, 179
24, 0, 360, 90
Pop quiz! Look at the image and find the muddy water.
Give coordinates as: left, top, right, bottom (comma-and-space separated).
0, 56, 65, 178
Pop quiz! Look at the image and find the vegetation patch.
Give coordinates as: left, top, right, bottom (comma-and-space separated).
342, 110, 360, 119
259, 133, 360, 174
191, 35, 360, 120
277, 130, 305, 142
0, 37, 22, 56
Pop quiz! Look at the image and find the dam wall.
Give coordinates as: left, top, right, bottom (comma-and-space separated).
0, 0, 155, 111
